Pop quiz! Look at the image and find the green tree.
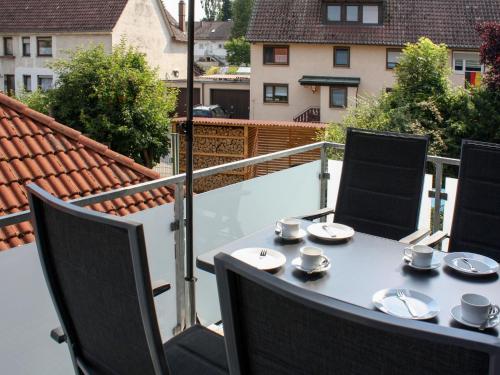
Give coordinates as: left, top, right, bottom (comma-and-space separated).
225, 37, 250, 65
217, 0, 233, 21
231, 0, 254, 38
18, 41, 177, 168
202, 0, 222, 21
324, 37, 464, 156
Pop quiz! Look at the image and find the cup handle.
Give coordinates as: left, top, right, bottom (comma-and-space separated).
275, 221, 282, 234
403, 247, 413, 260
488, 305, 500, 320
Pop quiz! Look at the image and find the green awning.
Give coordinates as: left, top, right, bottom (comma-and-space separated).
298, 76, 361, 87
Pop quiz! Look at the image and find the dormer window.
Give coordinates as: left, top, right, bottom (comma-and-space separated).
327, 5, 341, 21
324, 3, 381, 25
362, 5, 379, 24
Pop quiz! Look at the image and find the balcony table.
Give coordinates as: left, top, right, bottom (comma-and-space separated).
196, 220, 500, 337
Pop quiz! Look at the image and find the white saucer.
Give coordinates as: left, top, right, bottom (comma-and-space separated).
403, 254, 441, 270
276, 228, 307, 241
372, 288, 439, 320
292, 256, 331, 274
444, 252, 499, 276
307, 223, 355, 242
451, 305, 500, 330
231, 248, 286, 271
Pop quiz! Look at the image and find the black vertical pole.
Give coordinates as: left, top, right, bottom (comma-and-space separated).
185, 0, 196, 326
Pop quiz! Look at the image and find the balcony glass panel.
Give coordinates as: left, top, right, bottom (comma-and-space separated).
194, 160, 322, 323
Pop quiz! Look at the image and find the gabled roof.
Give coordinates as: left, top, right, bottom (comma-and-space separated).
194, 21, 233, 41
0, 93, 174, 250
0, 0, 186, 41
247, 0, 500, 49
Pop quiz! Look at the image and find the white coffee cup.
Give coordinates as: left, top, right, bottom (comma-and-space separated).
276, 218, 300, 238
300, 246, 326, 270
461, 293, 499, 325
404, 245, 434, 267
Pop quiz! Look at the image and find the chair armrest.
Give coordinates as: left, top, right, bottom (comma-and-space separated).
50, 327, 66, 344
417, 231, 448, 247
152, 280, 171, 297
295, 207, 335, 221
399, 228, 431, 245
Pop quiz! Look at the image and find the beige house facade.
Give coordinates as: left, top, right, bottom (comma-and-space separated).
249, 43, 482, 123
0, 0, 187, 95
247, 0, 498, 124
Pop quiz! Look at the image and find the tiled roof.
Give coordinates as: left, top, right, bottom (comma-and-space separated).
174, 117, 327, 129
247, 0, 500, 49
194, 21, 233, 41
0, 0, 186, 40
0, 93, 174, 251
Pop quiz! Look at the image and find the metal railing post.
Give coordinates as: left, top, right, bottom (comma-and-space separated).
171, 133, 180, 176
172, 182, 186, 335
432, 161, 444, 235
320, 144, 329, 223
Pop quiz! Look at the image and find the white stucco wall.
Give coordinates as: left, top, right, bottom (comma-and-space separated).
112, 0, 187, 80
0, 33, 112, 93
250, 43, 476, 123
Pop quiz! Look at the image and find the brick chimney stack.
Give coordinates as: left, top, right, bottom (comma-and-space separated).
178, 0, 186, 32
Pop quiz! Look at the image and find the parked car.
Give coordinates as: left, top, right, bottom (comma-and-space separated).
193, 105, 230, 118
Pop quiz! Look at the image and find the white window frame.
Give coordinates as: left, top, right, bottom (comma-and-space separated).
452, 51, 483, 75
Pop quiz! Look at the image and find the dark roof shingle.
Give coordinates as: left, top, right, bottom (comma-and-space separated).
0, 93, 175, 251
195, 21, 233, 40
247, 0, 500, 49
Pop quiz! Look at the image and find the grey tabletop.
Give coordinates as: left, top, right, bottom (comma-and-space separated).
196, 220, 500, 337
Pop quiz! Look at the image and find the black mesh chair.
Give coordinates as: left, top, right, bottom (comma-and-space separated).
301, 128, 429, 242
27, 184, 228, 375
215, 253, 499, 375
422, 140, 500, 261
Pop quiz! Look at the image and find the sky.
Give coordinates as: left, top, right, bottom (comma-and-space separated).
163, 0, 205, 22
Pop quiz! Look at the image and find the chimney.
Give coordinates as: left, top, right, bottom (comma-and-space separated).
178, 1, 185, 32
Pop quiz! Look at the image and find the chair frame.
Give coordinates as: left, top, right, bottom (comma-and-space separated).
27, 184, 170, 375
420, 139, 500, 249
298, 128, 430, 244
215, 253, 500, 375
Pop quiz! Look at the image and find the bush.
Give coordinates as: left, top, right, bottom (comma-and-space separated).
225, 37, 250, 66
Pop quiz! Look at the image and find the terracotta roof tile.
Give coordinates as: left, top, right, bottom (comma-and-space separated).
0, 93, 175, 250
247, 0, 500, 49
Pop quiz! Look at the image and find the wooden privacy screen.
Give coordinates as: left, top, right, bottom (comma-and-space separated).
172, 118, 326, 192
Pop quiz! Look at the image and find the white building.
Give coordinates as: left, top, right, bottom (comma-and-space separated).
0, 0, 188, 95
194, 21, 233, 66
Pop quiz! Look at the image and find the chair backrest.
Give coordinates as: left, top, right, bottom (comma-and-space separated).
215, 253, 499, 375
335, 128, 429, 240
27, 184, 169, 375
450, 140, 500, 261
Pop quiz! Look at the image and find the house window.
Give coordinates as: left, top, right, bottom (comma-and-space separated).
4, 75, 15, 95
386, 48, 402, 69
23, 75, 32, 92
22, 37, 31, 56
38, 75, 53, 91
3, 37, 13, 56
327, 5, 342, 21
264, 84, 288, 103
346, 5, 359, 22
263, 45, 289, 65
330, 86, 347, 108
37, 37, 52, 56
362, 5, 379, 24
453, 51, 482, 74
334, 47, 350, 67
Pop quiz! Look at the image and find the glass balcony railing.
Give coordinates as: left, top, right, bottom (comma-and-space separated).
0, 141, 460, 374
